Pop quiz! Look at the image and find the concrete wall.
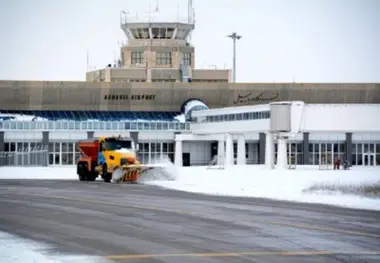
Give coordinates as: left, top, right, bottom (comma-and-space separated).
0, 81, 379, 112
302, 104, 380, 132
86, 68, 229, 82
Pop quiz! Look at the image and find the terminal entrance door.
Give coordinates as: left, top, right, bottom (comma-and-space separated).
363, 143, 375, 166
363, 154, 375, 166
182, 153, 190, 166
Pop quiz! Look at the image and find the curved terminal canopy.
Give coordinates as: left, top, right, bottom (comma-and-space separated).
182, 99, 208, 121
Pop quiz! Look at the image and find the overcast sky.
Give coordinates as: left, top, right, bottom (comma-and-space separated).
0, 0, 379, 83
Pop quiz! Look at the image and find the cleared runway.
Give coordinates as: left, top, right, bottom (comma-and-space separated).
0, 179, 380, 263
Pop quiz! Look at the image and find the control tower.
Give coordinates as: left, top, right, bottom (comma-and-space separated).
86, 1, 231, 83
120, 7, 195, 71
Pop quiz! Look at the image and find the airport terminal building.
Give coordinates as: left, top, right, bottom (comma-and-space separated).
1, 10, 380, 168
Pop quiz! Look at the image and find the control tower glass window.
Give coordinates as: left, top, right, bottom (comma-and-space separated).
131, 52, 144, 64
182, 53, 191, 66
156, 52, 172, 65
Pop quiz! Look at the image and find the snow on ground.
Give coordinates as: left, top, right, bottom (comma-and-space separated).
0, 231, 112, 263
0, 164, 379, 211
0, 166, 76, 180
144, 164, 380, 211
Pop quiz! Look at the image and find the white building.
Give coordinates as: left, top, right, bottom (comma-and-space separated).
174, 101, 380, 168
0, 101, 379, 168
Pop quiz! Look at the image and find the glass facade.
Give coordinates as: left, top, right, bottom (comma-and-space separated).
3, 141, 175, 166
2, 139, 379, 166
352, 143, 379, 166
0, 121, 190, 131
138, 142, 174, 164
47, 142, 79, 165
272, 142, 379, 166
204, 111, 270, 123
0, 110, 180, 122
307, 142, 345, 165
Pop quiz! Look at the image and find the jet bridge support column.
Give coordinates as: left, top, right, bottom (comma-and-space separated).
265, 132, 274, 169
174, 138, 183, 167
224, 133, 234, 166
276, 136, 288, 169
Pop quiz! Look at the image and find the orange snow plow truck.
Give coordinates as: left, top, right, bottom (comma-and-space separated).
76, 135, 157, 183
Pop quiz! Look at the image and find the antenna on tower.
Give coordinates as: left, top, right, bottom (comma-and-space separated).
188, 0, 193, 24
188, 0, 194, 41
156, 0, 159, 12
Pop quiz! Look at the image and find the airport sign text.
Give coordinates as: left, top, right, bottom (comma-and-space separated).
104, 94, 156, 101
233, 92, 279, 104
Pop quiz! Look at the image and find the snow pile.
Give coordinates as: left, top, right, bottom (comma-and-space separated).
137, 155, 178, 183
0, 231, 112, 263
144, 165, 380, 211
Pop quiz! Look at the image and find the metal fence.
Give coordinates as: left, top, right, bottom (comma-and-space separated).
0, 146, 49, 167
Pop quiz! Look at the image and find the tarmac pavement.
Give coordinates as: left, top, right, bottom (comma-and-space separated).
0, 179, 379, 263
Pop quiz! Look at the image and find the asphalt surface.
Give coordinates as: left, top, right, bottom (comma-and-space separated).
0, 179, 380, 263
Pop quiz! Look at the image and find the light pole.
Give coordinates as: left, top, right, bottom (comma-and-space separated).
227, 32, 242, 83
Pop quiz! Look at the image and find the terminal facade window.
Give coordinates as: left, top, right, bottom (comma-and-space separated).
351, 143, 380, 166
48, 142, 78, 165
204, 111, 270, 123
182, 53, 191, 66
137, 142, 174, 164
156, 52, 172, 65
131, 52, 144, 64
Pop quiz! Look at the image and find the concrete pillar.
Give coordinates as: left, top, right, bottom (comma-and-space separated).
130, 131, 139, 150
42, 131, 49, 149
303, 132, 310, 165
259, 132, 266, 164
237, 135, 246, 165
0, 131, 4, 152
217, 140, 225, 165
42, 131, 49, 167
225, 133, 234, 166
87, 131, 94, 138
174, 139, 183, 167
277, 137, 288, 169
265, 132, 274, 169
345, 132, 352, 164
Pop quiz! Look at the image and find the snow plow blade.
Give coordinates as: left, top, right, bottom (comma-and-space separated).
111, 164, 167, 183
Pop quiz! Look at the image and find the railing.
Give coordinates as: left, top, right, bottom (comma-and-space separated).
0, 121, 191, 131
0, 146, 48, 167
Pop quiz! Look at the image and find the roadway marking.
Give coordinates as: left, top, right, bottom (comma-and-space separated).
104, 250, 380, 260
10, 192, 380, 238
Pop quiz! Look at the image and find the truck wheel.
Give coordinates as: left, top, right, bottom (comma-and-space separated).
86, 172, 97, 181
77, 162, 88, 181
102, 164, 112, 183
86, 163, 98, 181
